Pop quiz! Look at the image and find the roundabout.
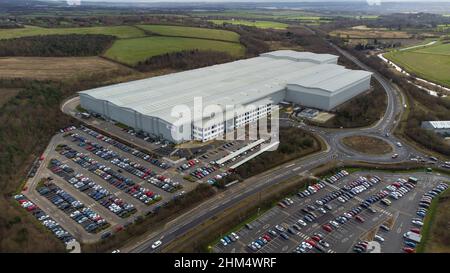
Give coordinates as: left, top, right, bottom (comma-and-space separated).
341, 135, 393, 155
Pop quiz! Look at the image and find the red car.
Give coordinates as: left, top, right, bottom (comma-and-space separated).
311, 235, 321, 242
278, 202, 287, 208
403, 247, 415, 253
410, 228, 421, 234
322, 224, 333, 232
359, 241, 369, 248
263, 234, 272, 242
355, 216, 365, 223
306, 239, 317, 247
115, 226, 124, 232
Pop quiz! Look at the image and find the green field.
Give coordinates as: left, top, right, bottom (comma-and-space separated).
437, 24, 450, 32
385, 42, 450, 87
0, 24, 245, 66
104, 36, 245, 65
209, 19, 288, 29
0, 25, 146, 40
192, 11, 276, 19
415, 43, 450, 55
137, 25, 239, 42
192, 10, 325, 20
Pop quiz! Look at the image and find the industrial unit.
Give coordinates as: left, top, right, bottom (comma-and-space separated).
421, 121, 450, 136
79, 50, 372, 143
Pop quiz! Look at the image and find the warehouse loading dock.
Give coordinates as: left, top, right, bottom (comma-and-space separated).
229, 141, 280, 169
216, 139, 266, 166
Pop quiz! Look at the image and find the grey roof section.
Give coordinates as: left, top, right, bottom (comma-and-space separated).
425, 121, 450, 129
287, 69, 372, 93
79, 50, 371, 123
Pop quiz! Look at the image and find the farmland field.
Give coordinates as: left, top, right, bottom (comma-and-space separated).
384, 42, 450, 87
209, 19, 288, 29
137, 25, 240, 42
0, 57, 132, 80
415, 43, 450, 56
0, 25, 146, 40
330, 28, 411, 39
191, 10, 327, 21
436, 24, 450, 32
104, 36, 245, 65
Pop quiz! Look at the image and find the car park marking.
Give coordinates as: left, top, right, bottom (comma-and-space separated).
211, 172, 448, 254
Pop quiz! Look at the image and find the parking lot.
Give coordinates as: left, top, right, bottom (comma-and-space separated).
23, 126, 201, 242
213, 170, 450, 253
23, 120, 282, 245
14, 194, 77, 247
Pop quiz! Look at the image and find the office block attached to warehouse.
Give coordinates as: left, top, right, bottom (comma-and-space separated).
79, 50, 372, 143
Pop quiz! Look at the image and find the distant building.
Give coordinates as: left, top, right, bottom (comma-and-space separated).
421, 121, 450, 136
79, 50, 372, 143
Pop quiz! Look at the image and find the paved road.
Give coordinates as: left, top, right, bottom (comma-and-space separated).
54, 38, 446, 252
213, 171, 448, 253
126, 40, 445, 253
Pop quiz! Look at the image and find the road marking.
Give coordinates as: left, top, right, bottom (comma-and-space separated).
397, 223, 403, 234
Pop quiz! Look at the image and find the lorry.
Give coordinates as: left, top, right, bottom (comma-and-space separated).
403, 231, 422, 244
408, 177, 418, 184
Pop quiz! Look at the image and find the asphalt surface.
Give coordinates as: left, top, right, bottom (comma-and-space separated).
212, 171, 448, 253
47, 40, 448, 252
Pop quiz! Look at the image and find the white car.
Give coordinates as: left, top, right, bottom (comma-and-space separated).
412, 220, 424, 227
319, 240, 330, 248
301, 241, 313, 249
329, 221, 340, 228
374, 235, 385, 243
297, 219, 307, 227
220, 239, 227, 246
151, 240, 162, 249
231, 232, 240, 240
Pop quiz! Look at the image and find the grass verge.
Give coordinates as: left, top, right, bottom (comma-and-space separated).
342, 135, 393, 155
162, 176, 315, 253
417, 182, 450, 253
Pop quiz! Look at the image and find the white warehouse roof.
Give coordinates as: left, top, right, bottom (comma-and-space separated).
424, 121, 450, 129
260, 50, 338, 64
79, 50, 372, 124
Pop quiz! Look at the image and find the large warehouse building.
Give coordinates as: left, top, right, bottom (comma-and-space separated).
79, 50, 372, 143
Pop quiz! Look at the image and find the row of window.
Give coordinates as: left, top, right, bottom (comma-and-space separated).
192, 103, 272, 141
